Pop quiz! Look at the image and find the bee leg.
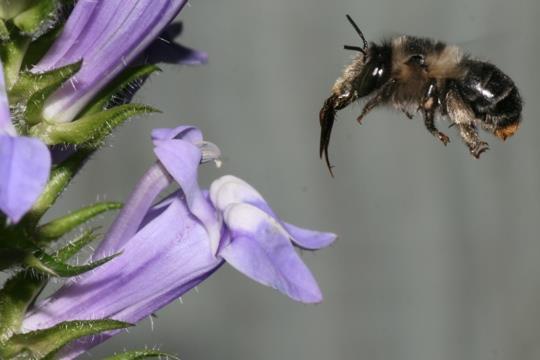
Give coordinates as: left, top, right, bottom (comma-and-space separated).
445, 85, 489, 158
456, 123, 489, 158
356, 80, 395, 124
422, 107, 450, 145
420, 81, 449, 145
319, 92, 355, 176
404, 110, 415, 119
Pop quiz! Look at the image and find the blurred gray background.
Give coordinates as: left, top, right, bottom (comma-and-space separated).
49, 0, 540, 359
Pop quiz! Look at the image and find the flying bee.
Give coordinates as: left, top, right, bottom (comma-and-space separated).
320, 15, 523, 175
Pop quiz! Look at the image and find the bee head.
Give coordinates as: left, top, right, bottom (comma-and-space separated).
344, 15, 392, 96
346, 42, 392, 97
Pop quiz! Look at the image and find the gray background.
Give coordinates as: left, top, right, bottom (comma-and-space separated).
48, 0, 540, 359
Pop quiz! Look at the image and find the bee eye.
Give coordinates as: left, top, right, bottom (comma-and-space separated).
407, 54, 427, 67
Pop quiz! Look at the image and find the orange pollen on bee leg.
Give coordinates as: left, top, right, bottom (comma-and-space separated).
424, 98, 435, 109
495, 122, 520, 141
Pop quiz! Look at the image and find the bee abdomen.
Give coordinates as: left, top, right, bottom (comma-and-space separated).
458, 60, 522, 140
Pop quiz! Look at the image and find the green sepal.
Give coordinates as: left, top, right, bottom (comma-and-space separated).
0, 319, 132, 359
0, 271, 45, 343
0, 24, 30, 88
54, 228, 99, 262
25, 249, 121, 277
12, 0, 60, 37
0, 230, 99, 342
24, 149, 93, 226
30, 103, 159, 145
104, 350, 180, 360
37, 202, 122, 242
10, 61, 81, 103
81, 64, 161, 116
10, 61, 82, 126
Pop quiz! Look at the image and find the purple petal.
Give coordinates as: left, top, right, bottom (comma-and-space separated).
94, 163, 172, 258
144, 23, 208, 65
210, 175, 275, 215
0, 136, 51, 223
57, 268, 219, 360
219, 203, 323, 303
34, 0, 188, 123
151, 125, 203, 143
282, 223, 337, 250
210, 175, 336, 249
24, 197, 222, 331
154, 139, 222, 254
0, 59, 15, 136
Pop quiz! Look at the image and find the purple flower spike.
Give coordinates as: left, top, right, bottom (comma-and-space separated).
0, 60, 51, 223
23, 126, 334, 355
33, 0, 190, 123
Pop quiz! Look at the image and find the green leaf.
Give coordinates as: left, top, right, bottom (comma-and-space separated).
12, 0, 60, 37
104, 350, 180, 360
30, 103, 159, 145
81, 64, 161, 116
54, 228, 99, 262
0, 319, 132, 359
24, 149, 94, 226
25, 250, 121, 277
0, 271, 46, 343
37, 202, 122, 242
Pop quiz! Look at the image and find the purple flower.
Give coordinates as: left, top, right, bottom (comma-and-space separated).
0, 60, 51, 223
23, 126, 335, 358
33, 0, 206, 123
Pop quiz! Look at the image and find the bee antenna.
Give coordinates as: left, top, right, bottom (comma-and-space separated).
344, 45, 367, 56
345, 14, 368, 54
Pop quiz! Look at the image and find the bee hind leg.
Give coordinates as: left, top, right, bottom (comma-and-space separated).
457, 123, 489, 158
445, 86, 489, 158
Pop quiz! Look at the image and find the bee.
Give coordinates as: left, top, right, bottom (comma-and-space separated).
320, 15, 522, 175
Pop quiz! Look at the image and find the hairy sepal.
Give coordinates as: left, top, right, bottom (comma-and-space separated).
36, 201, 121, 242
104, 350, 180, 360
30, 103, 159, 146
24, 249, 121, 277
0, 319, 132, 359
9, 61, 81, 126
80, 64, 161, 116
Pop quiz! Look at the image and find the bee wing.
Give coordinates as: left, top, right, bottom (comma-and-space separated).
456, 31, 512, 57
